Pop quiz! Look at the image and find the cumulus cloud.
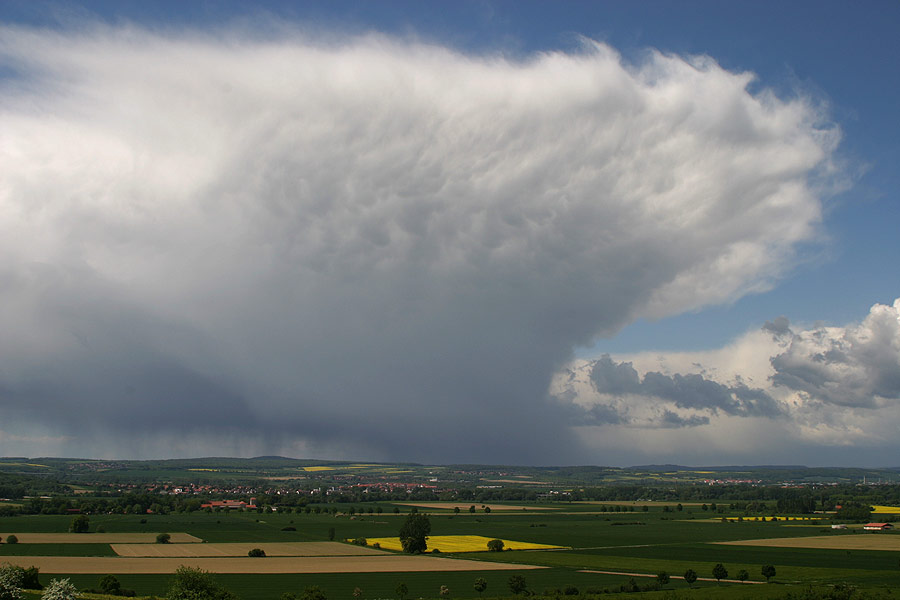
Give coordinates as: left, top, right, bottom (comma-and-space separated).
558, 299, 900, 465
770, 299, 900, 408
0, 24, 837, 463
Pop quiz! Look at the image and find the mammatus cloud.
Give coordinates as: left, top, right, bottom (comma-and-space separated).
556, 299, 900, 465
0, 24, 837, 463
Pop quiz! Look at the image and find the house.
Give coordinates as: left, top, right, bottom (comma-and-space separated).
863, 523, 893, 531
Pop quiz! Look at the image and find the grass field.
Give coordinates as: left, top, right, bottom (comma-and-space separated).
4, 506, 900, 599
364, 535, 566, 552
0, 533, 201, 543
393, 503, 556, 511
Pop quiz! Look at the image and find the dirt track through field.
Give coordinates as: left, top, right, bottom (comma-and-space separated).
0, 533, 202, 544
0, 555, 546, 574
112, 542, 383, 557
716, 534, 900, 551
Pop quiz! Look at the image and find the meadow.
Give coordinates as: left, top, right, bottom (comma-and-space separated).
2, 504, 899, 599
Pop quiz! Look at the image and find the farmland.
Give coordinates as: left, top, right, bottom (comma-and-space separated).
2, 458, 900, 599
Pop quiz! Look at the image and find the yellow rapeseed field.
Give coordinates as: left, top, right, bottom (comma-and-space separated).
362, 535, 565, 553
302, 466, 335, 472
871, 505, 900, 513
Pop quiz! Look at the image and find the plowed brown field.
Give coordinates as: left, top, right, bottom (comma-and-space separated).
716, 534, 900, 551
0, 555, 545, 574
111, 542, 383, 557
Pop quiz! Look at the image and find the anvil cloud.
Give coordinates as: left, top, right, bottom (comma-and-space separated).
0, 25, 837, 463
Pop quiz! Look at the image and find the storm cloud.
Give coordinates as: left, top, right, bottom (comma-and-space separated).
0, 24, 836, 462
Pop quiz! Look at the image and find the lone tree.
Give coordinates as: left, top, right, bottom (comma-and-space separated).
5, 536, 17, 545
99, 575, 121, 595
156, 533, 171, 544
167, 566, 237, 600
395, 583, 408, 600
69, 515, 89, 533
507, 575, 527, 595
683, 569, 698, 589
761, 564, 776, 583
473, 578, 487, 597
737, 569, 749, 584
399, 512, 431, 554
248, 548, 266, 557
656, 572, 670, 587
712, 563, 728, 583
487, 539, 504, 552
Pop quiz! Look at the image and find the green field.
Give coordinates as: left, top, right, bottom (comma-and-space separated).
3, 505, 899, 599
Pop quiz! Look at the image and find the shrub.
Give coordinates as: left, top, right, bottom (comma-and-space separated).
351, 538, 367, 547
248, 548, 266, 557
563, 585, 579, 595
0, 564, 25, 600
40, 579, 79, 600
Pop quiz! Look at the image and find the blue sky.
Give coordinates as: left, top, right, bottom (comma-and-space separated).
1, 1, 898, 465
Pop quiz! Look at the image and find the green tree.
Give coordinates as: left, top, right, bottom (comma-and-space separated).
676, 504, 683, 512
99, 575, 121, 595
40, 579, 78, 600
69, 515, 89, 533
453, 507, 460, 515
399, 513, 431, 554
761, 564, 776, 583
656, 572, 669, 587
473, 578, 487, 597
487, 539, 504, 552
712, 563, 728, 583
167, 566, 237, 600
395, 583, 408, 600
507, 575, 527, 595
737, 569, 749, 584
299, 586, 327, 600
248, 548, 266, 557
328, 527, 335, 541
4, 537, 16, 545
683, 569, 697, 589
156, 533, 171, 544
484, 506, 491, 514
468, 506, 476, 514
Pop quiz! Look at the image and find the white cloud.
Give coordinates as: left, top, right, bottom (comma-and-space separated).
559, 299, 900, 465
0, 24, 838, 463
